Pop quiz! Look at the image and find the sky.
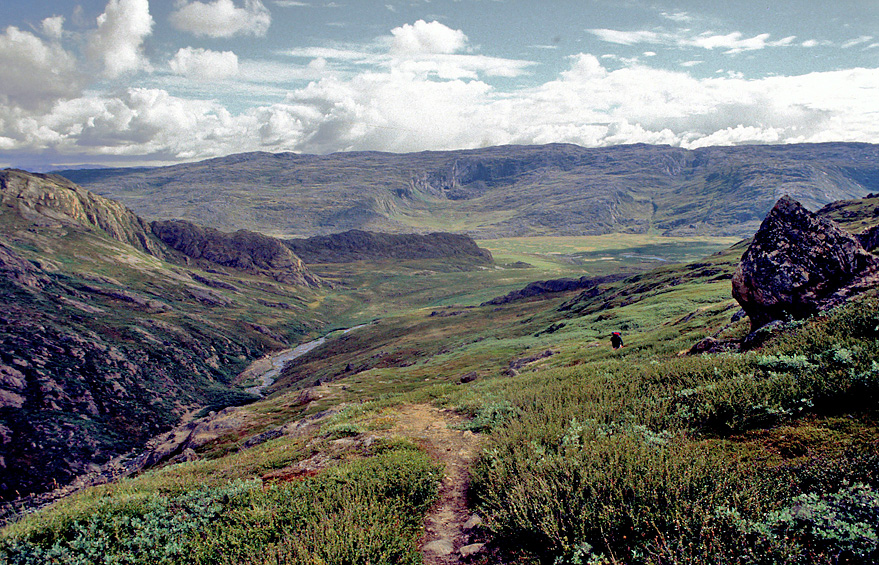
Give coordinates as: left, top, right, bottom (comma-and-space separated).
1, 0, 878, 171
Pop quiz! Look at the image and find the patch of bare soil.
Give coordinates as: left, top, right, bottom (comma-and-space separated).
388, 404, 486, 564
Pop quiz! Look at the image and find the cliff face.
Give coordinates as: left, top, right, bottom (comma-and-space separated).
0, 170, 168, 259
284, 229, 492, 264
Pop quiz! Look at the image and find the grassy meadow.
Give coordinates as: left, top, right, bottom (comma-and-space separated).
3, 233, 879, 564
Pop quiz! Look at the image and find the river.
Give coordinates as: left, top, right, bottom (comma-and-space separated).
245, 324, 367, 396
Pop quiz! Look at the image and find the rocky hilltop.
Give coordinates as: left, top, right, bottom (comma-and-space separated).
59, 142, 879, 239
0, 170, 324, 501
284, 229, 492, 264
152, 220, 320, 286
0, 170, 167, 259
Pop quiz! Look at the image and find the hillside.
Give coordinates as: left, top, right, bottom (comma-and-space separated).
0, 170, 326, 500
58, 142, 879, 239
2, 161, 879, 564
3, 192, 878, 564
0, 169, 503, 502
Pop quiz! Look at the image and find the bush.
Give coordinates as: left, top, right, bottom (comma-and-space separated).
456, 400, 522, 433
1, 480, 256, 565
719, 483, 879, 564
192, 447, 440, 564
1, 447, 441, 565
472, 411, 751, 562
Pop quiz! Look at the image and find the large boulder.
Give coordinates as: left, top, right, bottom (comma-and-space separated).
732, 196, 879, 330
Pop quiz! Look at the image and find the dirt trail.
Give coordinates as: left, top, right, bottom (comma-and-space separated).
389, 404, 485, 564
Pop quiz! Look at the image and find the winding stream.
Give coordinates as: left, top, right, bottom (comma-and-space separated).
245, 324, 367, 396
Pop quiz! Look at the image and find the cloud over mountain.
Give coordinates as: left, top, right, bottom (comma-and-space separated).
1, 0, 878, 169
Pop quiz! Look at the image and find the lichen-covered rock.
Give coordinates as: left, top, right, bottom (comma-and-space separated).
732, 196, 879, 330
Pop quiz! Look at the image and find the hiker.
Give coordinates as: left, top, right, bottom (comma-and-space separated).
610, 331, 623, 349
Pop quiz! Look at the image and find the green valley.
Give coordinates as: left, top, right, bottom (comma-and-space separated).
2, 150, 879, 565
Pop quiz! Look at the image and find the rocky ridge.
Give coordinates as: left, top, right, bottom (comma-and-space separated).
0, 169, 168, 259
60, 142, 879, 239
482, 274, 623, 306
284, 229, 492, 264
151, 219, 320, 286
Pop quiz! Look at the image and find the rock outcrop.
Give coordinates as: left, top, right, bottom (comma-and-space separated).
284, 229, 492, 264
482, 275, 618, 306
857, 224, 879, 252
151, 219, 320, 286
0, 242, 45, 290
732, 196, 879, 331
0, 169, 168, 259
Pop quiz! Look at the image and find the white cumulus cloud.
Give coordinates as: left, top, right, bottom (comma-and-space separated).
87, 0, 154, 78
41, 16, 65, 39
390, 20, 468, 55
0, 26, 84, 110
3, 10, 879, 171
170, 47, 239, 80
170, 0, 271, 38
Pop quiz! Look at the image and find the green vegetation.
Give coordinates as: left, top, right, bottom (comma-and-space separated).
469, 298, 879, 564
3, 222, 879, 565
1, 442, 439, 564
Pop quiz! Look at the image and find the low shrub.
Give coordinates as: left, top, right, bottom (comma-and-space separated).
456, 400, 522, 433
471, 299, 879, 563
1, 446, 440, 565
718, 482, 879, 564
1, 480, 256, 565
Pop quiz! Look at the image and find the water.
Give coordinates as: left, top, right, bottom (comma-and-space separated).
245, 324, 367, 396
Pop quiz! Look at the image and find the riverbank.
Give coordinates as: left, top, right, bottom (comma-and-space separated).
242, 324, 370, 397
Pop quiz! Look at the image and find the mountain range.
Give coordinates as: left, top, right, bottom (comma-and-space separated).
58, 142, 879, 239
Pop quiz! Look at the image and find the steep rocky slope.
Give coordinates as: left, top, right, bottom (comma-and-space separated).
0, 170, 323, 500
152, 220, 320, 286
59, 142, 879, 239
0, 170, 167, 259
